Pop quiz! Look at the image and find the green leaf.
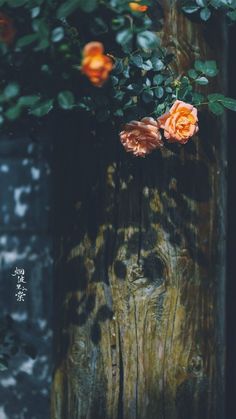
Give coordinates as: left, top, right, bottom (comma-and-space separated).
178, 81, 192, 101
16, 34, 38, 48
113, 59, 124, 75
182, 4, 200, 13
4, 83, 20, 99
195, 76, 209, 85
114, 90, 125, 100
123, 66, 130, 78
153, 74, 164, 85
196, 0, 207, 6
142, 60, 153, 71
200, 7, 211, 20
204, 60, 218, 77
137, 31, 159, 50
56, 0, 81, 18
7, 0, 26, 6
128, 83, 143, 94
57, 0, 97, 17
156, 103, 166, 115
111, 16, 125, 30
221, 97, 236, 111
57, 91, 75, 109
5, 105, 21, 120
164, 76, 174, 86
180, 75, 190, 86
78, 0, 97, 12
192, 92, 204, 105
30, 99, 54, 116
35, 39, 50, 51
18, 95, 40, 106
31, 7, 40, 18
210, 0, 222, 6
194, 59, 205, 72
151, 57, 164, 71
51, 27, 64, 43
123, 98, 135, 110
207, 93, 225, 102
130, 54, 143, 68
227, 10, 236, 21
110, 76, 119, 87
188, 69, 198, 79
208, 101, 224, 115
116, 29, 133, 46
154, 86, 164, 99
33, 19, 49, 39
114, 109, 124, 117
142, 89, 154, 103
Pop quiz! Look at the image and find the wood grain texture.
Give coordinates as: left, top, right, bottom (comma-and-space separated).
51, 2, 227, 418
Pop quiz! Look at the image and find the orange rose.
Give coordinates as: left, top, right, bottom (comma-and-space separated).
0, 12, 15, 45
81, 42, 113, 87
120, 117, 163, 157
158, 100, 199, 144
129, 2, 148, 12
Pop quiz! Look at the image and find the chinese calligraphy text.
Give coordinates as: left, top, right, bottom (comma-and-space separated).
11, 268, 27, 302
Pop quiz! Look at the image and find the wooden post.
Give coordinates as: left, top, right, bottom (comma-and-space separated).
51, 2, 227, 418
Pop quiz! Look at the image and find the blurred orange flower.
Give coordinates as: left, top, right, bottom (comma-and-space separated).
158, 100, 199, 144
0, 12, 15, 45
81, 42, 113, 87
129, 2, 148, 12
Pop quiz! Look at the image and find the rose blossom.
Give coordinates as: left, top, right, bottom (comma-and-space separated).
119, 117, 163, 157
129, 2, 148, 12
81, 42, 113, 87
158, 100, 199, 144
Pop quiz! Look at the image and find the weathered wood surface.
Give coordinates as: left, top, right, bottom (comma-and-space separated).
51, 2, 227, 418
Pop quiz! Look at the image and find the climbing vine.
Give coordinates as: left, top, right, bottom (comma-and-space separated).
0, 0, 235, 156
181, 0, 236, 21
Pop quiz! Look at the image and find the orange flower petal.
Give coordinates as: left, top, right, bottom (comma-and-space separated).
158, 100, 198, 144
129, 2, 148, 12
120, 117, 163, 157
83, 42, 104, 57
81, 42, 113, 87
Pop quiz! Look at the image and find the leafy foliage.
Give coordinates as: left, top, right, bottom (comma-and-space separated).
181, 0, 236, 22
0, 0, 234, 129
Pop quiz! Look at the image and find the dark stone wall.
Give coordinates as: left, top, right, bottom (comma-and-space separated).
0, 123, 52, 419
